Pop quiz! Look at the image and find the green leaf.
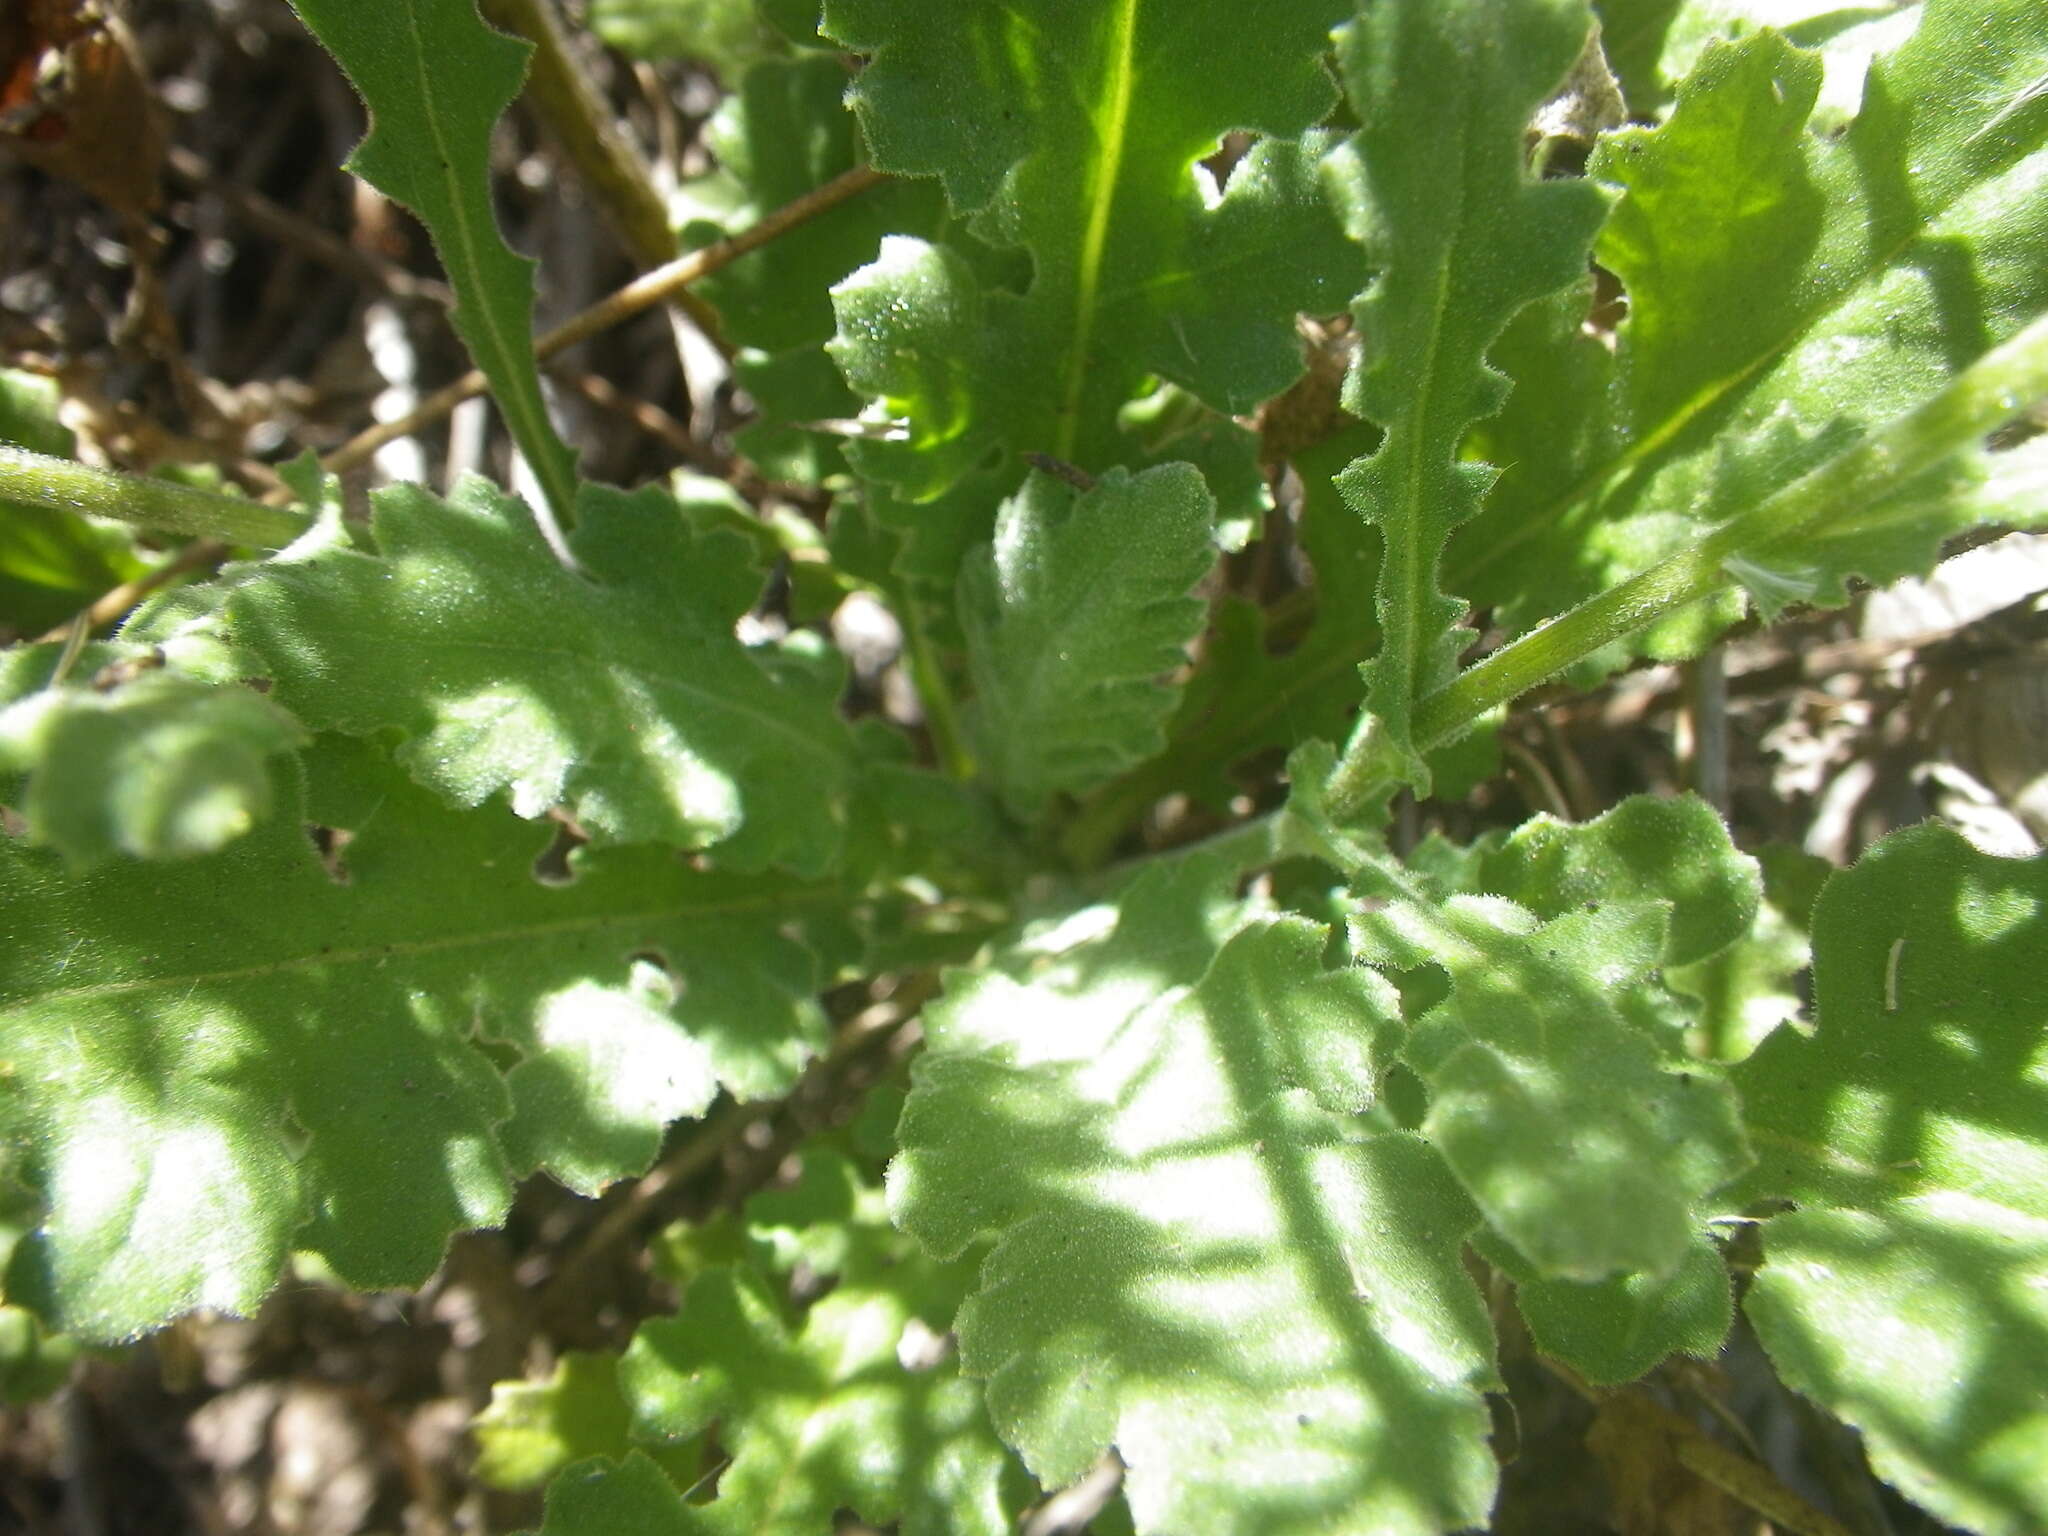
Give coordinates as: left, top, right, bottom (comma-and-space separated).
1073, 424, 1384, 851
1732, 824, 2048, 1534
0, 650, 307, 868
536, 1150, 1023, 1533
680, 54, 947, 356
959, 464, 1215, 816
0, 371, 147, 637
1652, 0, 1915, 109
1595, 0, 1688, 112
892, 874, 1499, 1536
821, 0, 1365, 496
0, 370, 72, 461
1330, 0, 1610, 792
524, 1453, 694, 1536
286, 0, 580, 524
739, 1146, 885, 1279
229, 477, 855, 873
588, 0, 790, 70
673, 50, 949, 489
1347, 823, 1753, 1279
0, 1304, 78, 1405
1465, 794, 1761, 967
474, 1352, 634, 1491
1455, 4, 2048, 660
1667, 842, 1829, 1061
0, 741, 828, 1339
1502, 1232, 1733, 1386
621, 1259, 1012, 1533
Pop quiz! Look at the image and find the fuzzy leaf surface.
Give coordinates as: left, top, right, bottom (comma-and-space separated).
589, 0, 792, 71
474, 1353, 634, 1492
673, 51, 948, 486
821, 0, 1364, 494
960, 464, 1215, 816
892, 867, 1498, 1536
286, 0, 579, 522
1461, 795, 1761, 967
620, 1257, 1010, 1533
0, 743, 827, 1339
1668, 843, 1828, 1061
1500, 1232, 1733, 1386
1454, 4, 2048, 660
229, 478, 853, 873
524, 1454, 692, 1536
1332, 0, 1609, 790
1348, 807, 1754, 1279
1733, 824, 2048, 1534
0, 658, 305, 868
521, 1151, 1017, 1533
678, 53, 944, 355
1075, 424, 1385, 843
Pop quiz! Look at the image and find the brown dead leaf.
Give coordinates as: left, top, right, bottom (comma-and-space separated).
0, 0, 163, 220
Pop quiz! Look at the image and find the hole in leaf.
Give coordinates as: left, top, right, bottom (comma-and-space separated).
531, 814, 586, 886
895, 1316, 955, 1373
306, 823, 353, 884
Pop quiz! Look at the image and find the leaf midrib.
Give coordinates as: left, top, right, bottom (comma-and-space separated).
1461, 109, 2047, 586
1056, 0, 1141, 461
4, 886, 836, 1008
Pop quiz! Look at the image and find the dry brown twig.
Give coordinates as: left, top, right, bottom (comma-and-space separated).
37, 164, 885, 639
309, 165, 885, 487
536, 969, 931, 1318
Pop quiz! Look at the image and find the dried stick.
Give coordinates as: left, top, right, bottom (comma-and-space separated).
32, 540, 230, 645
317, 166, 885, 480
164, 145, 453, 307
38, 165, 885, 639
536, 971, 929, 1315
1546, 1358, 1858, 1536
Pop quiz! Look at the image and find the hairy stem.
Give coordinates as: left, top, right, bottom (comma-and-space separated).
0, 448, 310, 548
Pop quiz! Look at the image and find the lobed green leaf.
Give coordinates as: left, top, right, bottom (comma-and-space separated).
892, 864, 1499, 1536
960, 464, 1215, 816
1331, 0, 1610, 792
1455, 1, 2048, 664
229, 478, 855, 873
821, 0, 1364, 496
0, 741, 828, 1339
1346, 799, 1757, 1279
511, 1149, 1019, 1533
1733, 824, 2048, 1534
673, 51, 949, 486
1492, 1231, 1732, 1386
0, 666, 306, 868
286, 0, 581, 523
621, 1260, 1011, 1533
474, 1352, 634, 1492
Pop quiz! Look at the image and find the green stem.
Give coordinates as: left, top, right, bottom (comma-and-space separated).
1326, 305, 2048, 822
0, 448, 311, 548
898, 587, 975, 782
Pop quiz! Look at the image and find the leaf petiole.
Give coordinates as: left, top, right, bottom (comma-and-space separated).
0, 447, 312, 549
